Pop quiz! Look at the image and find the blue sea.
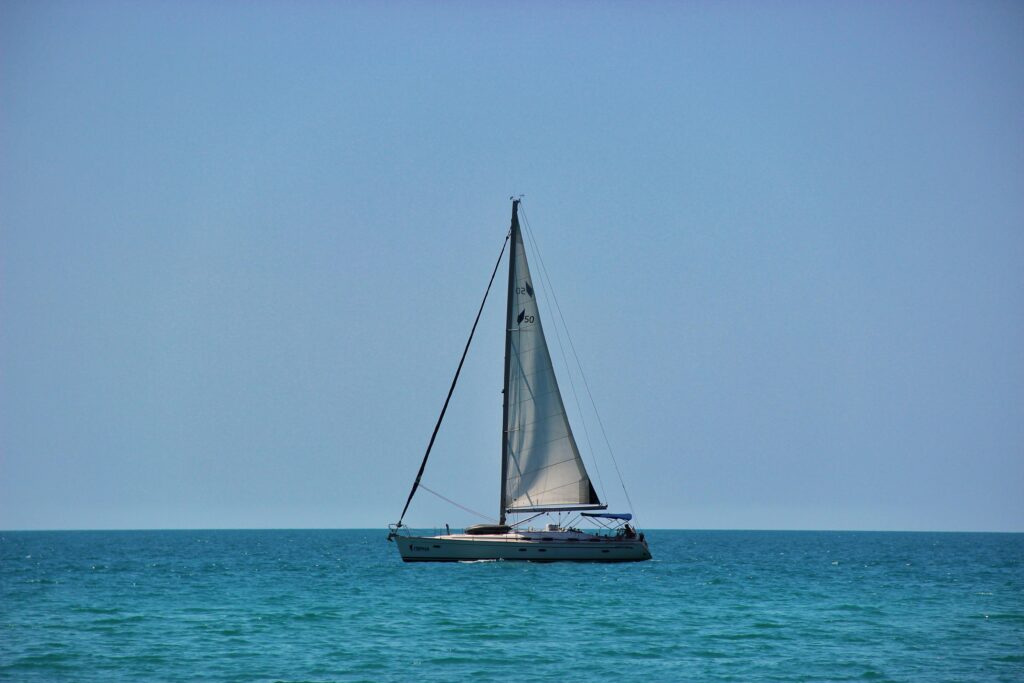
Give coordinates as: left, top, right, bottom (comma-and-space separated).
1, 530, 1022, 682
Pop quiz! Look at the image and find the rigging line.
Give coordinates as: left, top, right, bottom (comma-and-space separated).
419, 484, 497, 523
509, 477, 593, 498
509, 512, 544, 528
519, 206, 636, 519
521, 221, 606, 505
507, 335, 538, 508
519, 211, 608, 504
519, 226, 586, 502
506, 455, 589, 480
396, 230, 511, 527
519, 215, 605, 499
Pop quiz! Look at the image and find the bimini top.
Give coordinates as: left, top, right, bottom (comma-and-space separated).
581, 512, 632, 521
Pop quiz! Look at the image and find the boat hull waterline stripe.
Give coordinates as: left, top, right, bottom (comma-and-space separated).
396, 534, 650, 563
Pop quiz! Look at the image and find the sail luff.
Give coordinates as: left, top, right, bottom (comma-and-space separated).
499, 200, 520, 526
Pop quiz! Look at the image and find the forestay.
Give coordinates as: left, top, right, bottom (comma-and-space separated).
503, 211, 602, 514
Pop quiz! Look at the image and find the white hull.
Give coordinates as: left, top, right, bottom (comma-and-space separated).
394, 530, 651, 563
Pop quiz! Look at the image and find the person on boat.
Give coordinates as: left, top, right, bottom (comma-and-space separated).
622, 524, 636, 539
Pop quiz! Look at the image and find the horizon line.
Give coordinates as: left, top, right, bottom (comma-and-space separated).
2, 527, 1022, 534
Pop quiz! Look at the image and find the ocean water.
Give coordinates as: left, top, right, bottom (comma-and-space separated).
1, 530, 1021, 682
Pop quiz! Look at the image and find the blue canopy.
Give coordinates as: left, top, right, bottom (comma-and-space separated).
581, 512, 632, 521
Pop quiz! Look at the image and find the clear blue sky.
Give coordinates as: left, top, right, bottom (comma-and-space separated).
2, 1, 1022, 531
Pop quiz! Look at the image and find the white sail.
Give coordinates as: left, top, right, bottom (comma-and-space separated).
503, 224, 601, 512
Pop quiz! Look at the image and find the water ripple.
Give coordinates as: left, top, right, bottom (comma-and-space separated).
2, 530, 1022, 681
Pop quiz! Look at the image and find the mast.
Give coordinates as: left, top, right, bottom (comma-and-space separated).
499, 199, 520, 525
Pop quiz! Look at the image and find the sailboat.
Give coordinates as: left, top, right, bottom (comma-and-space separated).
387, 199, 651, 562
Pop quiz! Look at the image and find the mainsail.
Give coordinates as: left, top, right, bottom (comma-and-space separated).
501, 202, 603, 519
